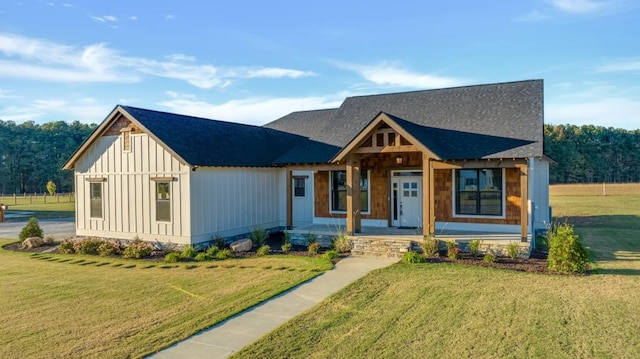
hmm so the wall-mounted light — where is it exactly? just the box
[396,156,403,165]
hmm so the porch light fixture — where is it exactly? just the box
[396,156,403,165]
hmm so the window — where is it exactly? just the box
[156,182,171,221]
[330,170,369,212]
[122,130,131,152]
[294,177,305,197]
[455,169,503,216]
[90,182,102,218]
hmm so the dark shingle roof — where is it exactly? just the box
[265,79,544,163]
[121,106,305,167]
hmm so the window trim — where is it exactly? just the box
[120,128,132,152]
[89,182,103,219]
[155,181,172,222]
[452,168,506,219]
[329,170,370,214]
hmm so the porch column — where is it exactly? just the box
[519,163,529,241]
[346,155,361,234]
[422,154,434,237]
[286,169,293,230]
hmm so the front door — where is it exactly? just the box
[292,172,313,225]
[392,174,422,228]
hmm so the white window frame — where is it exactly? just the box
[452,168,506,219]
[329,170,370,215]
[89,181,103,219]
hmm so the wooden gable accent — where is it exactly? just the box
[332,112,438,163]
[102,114,143,137]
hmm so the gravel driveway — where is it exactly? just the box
[0,218,75,241]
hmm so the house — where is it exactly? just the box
[63,79,551,253]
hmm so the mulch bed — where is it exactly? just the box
[4,239,581,275]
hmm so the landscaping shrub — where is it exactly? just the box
[506,242,520,259]
[44,236,55,245]
[332,231,351,253]
[483,252,497,264]
[181,245,197,259]
[164,252,181,263]
[282,231,292,253]
[216,248,233,260]
[547,222,589,273]
[58,239,75,254]
[307,242,320,255]
[469,239,482,257]
[419,235,439,257]
[194,252,211,262]
[257,244,271,256]
[74,237,102,255]
[213,235,226,249]
[19,217,43,241]
[250,227,268,247]
[206,246,219,257]
[402,251,425,264]
[123,239,153,259]
[321,250,339,261]
[98,240,122,256]
[445,241,460,260]
[307,232,317,246]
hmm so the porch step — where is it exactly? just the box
[351,238,413,258]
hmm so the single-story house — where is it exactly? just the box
[63,79,551,251]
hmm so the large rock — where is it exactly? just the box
[22,237,44,249]
[230,238,252,252]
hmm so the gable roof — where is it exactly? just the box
[63,105,306,169]
[265,79,544,163]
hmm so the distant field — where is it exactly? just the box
[550,182,640,196]
[1,195,75,221]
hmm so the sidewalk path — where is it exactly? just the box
[149,255,398,359]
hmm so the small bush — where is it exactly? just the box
[307,242,320,255]
[206,246,219,257]
[506,242,520,259]
[58,239,75,254]
[469,239,482,257]
[98,241,122,256]
[216,248,233,260]
[181,245,197,259]
[307,232,317,246]
[402,251,425,264]
[322,250,339,261]
[483,252,497,264]
[74,237,102,255]
[44,236,55,245]
[419,235,439,257]
[19,217,43,241]
[194,252,211,262]
[281,242,292,253]
[257,244,271,256]
[164,252,181,263]
[332,231,351,253]
[250,227,268,247]
[547,222,589,273]
[282,231,291,245]
[123,239,153,259]
[445,241,460,260]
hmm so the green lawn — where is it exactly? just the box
[233,192,640,358]
[0,244,333,359]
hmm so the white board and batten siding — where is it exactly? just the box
[74,133,191,243]
[529,157,551,231]
[189,167,287,244]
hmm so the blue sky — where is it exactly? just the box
[0,0,639,130]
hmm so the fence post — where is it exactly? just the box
[13,193,17,205]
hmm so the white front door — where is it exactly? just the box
[392,176,422,228]
[292,172,313,225]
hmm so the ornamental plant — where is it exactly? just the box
[19,217,43,241]
[402,250,425,264]
[419,235,439,257]
[547,222,589,273]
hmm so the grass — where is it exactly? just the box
[0,243,333,359]
[232,183,640,359]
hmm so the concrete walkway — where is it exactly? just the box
[0,218,75,240]
[149,255,398,359]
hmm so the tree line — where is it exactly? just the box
[0,120,96,194]
[0,120,638,193]
[545,124,640,184]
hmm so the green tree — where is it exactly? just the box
[46,180,57,196]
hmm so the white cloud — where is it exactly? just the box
[0,88,14,99]
[332,61,467,89]
[158,92,344,125]
[518,0,630,21]
[63,3,73,7]
[0,105,44,122]
[546,98,640,130]
[0,32,313,88]
[90,15,118,23]
[547,0,613,14]
[166,15,175,20]
[596,59,640,72]
[0,97,110,123]
[130,16,138,21]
